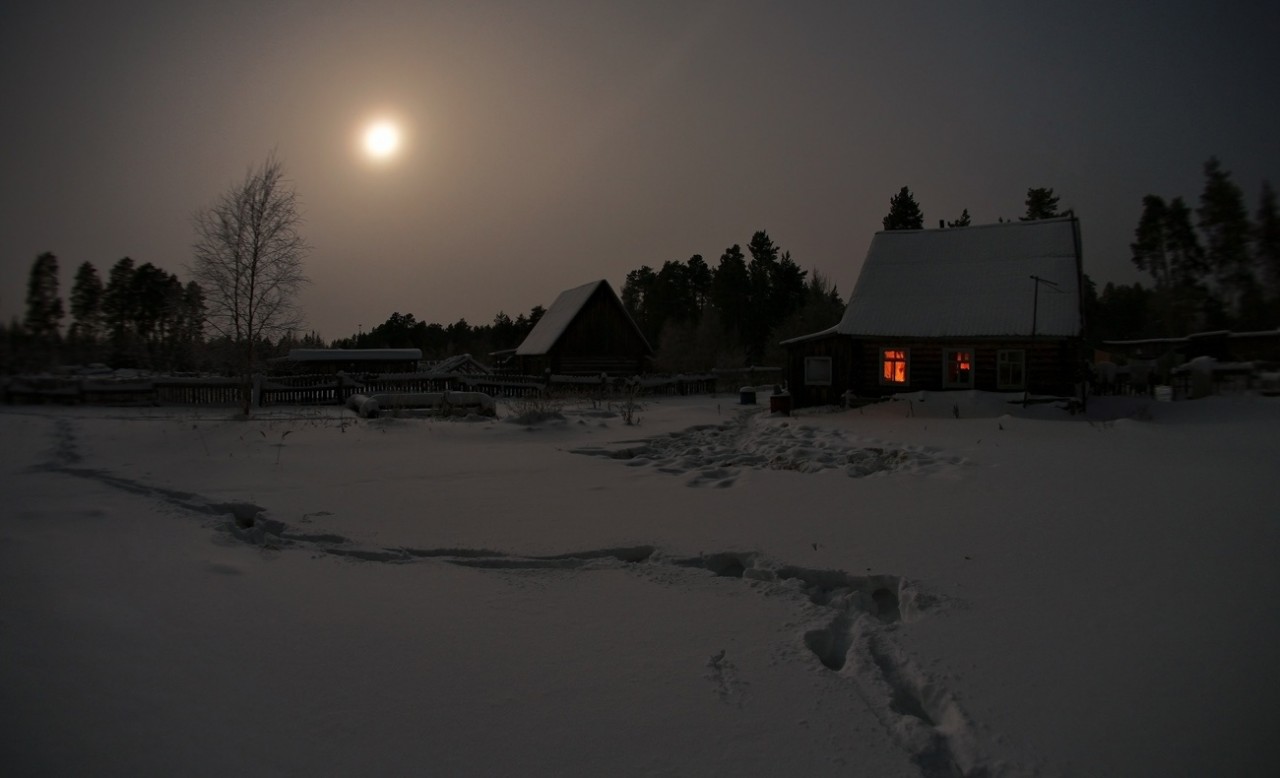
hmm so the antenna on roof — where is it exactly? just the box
[1029,275,1061,339]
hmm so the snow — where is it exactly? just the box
[2,391,1278,776]
[793,218,1081,342]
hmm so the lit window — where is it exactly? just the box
[880,348,909,384]
[998,349,1025,390]
[805,356,832,386]
[944,348,974,388]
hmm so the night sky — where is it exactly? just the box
[3,1,1278,340]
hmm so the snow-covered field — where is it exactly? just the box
[2,391,1277,777]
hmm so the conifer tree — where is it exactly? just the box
[1131,195,1170,289]
[1021,188,1061,220]
[24,252,64,343]
[882,186,924,230]
[710,244,749,347]
[69,261,103,344]
[1255,181,1280,301]
[1197,157,1254,315]
[101,257,138,364]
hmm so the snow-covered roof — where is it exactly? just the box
[791,218,1082,342]
[516,279,648,356]
[427,353,491,374]
[287,348,422,362]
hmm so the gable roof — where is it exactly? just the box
[791,217,1082,343]
[515,279,650,356]
[427,353,491,374]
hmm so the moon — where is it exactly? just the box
[362,120,401,160]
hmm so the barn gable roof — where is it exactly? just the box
[515,279,650,356]
[789,217,1082,343]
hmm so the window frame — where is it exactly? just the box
[943,347,975,389]
[804,356,833,386]
[997,349,1026,390]
[879,347,910,386]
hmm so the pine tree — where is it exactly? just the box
[947,209,971,227]
[882,186,924,230]
[67,262,105,363]
[1254,181,1280,302]
[1197,157,1254,318]
[1021,188,1061,220]
[746,231,780,357]
[772,251,808,324]
[621,265,658,342]
[685,254,712,313]
[176,281,206,370]
[710,244,749,351]
[1130,194,1211,334]
[24,252,64,342]
[101,257,138,365]
[1164,198,1208,287]
[1131,195,1170,289]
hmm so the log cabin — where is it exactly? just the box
[784,217,1085,407]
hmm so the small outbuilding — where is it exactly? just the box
[784,217,1085,407]
[515,279,653,375]
[271,348,422,375]
[425,353,492,375]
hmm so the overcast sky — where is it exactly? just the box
[3,1,1278,340]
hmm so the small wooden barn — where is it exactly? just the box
[784,217,1085,407]
[515,279,653,375]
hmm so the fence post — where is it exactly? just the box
[252,374,263,408]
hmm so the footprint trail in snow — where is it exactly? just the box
[570,409,966,487]
[39,413,1023,776]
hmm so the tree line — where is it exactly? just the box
[618,230,843,371]
[333,306,548,359]
[6,253,206,373]
[7,160,1276,376]
[3,154,314,409]
[1093,157,1280,340]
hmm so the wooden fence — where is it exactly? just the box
[3,370,719,408]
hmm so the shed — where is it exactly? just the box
[272,348,422,375]
[425,353,492,375]
[515,279,653,375]
[784,217,1085,407]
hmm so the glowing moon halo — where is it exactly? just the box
[362,120,401,160]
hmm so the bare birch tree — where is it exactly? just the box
[192,153,309,415]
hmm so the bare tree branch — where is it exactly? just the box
[190,153,310,415]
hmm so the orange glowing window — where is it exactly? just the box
[881,348,908,384]
[945,348,974,387]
